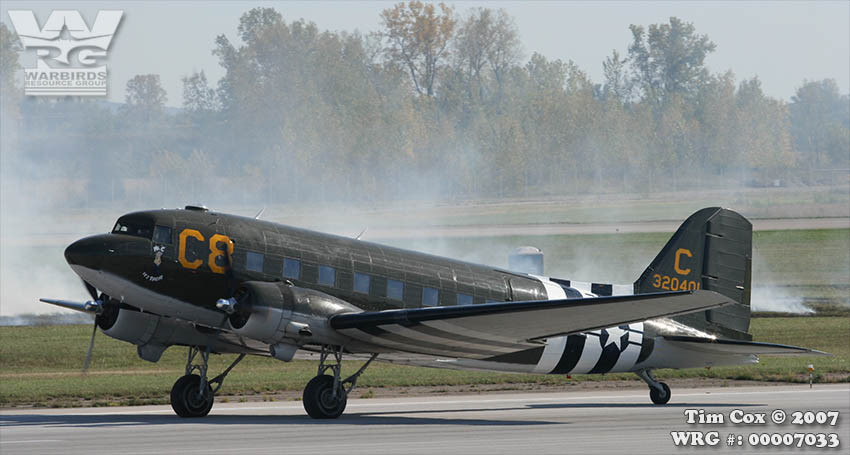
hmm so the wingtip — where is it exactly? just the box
[809,348,832,356]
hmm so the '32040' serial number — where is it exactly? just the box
[652,274,701,291]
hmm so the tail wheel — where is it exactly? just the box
[171,374,214,417]
[303,374,347,419]
[650,382,671,405]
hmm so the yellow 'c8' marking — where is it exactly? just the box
[674,248,693,275]
[208,234,234,274]
[178,229,204,270]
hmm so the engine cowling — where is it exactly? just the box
[227,282,359,347]
[96,303,228,362]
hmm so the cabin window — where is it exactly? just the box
[387,279,404,301]
[457,293,473,306]
[318,265,336,286]
[153,225,172,244]
[422,287,439,307]
[354,273,370,294]
[283,258,300,279]
[246,252,264,272]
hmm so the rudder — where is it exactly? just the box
[634,207,752,340]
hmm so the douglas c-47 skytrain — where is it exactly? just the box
[43,207,824,418]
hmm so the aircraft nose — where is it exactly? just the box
[64,235,108,269]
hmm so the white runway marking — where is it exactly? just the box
[0,440,62,444]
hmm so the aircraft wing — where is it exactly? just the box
[330,290,731,357]
[662,336,829,356]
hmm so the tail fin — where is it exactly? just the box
[635,207,752,340]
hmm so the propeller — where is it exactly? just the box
[39,279,106,373]
[82,320,98,373]
[80,280,106,374]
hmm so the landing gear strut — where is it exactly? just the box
[170,346,245,418]
[636,369,671,405]
[302,345,377,419]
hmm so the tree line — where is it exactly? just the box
[1,3,848,206]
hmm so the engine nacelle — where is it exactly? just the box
[227,282,359,347]
[96,304,226,362]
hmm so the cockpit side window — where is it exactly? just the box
[153,225,173,244]
[112,219,154,239]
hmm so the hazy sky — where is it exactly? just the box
[2,1,848,107]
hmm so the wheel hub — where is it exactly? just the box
[186,388,207,410]
[319,388,341,410]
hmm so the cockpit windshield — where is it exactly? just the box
[112,220,153,239]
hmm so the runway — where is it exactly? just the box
[2,384,848,454]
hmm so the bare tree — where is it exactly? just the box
[485,9,521,94]
[453,8,521,100]
[380,1,456,96]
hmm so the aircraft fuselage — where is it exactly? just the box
[62,207,751,377]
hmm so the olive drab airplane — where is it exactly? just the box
[42,206,824,419]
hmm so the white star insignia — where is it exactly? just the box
[601,327,629,351]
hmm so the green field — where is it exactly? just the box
[0,317,846,408]
[256,185,850,230]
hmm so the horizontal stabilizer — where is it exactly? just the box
[331,290,732,356]
[663,335,829,356]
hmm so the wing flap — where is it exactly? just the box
[331,290,732,356]
[663,335,829,356]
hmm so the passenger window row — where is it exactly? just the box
[244,251,475,307]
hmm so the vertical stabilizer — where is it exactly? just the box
[634,208,752,340]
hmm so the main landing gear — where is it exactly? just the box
[302,345,377,419]
[636,369,671,405]
[170,346,245,418]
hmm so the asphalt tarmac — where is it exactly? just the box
[2,384,848,455]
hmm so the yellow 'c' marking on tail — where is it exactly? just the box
[674,248,693,275]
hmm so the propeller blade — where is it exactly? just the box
[82,320,97,373]
[82,280,98,301]
[40,298,99,313]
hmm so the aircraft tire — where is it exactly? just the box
[649,382,671,405]
[303,375,347,419]
[170,374,214,417]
